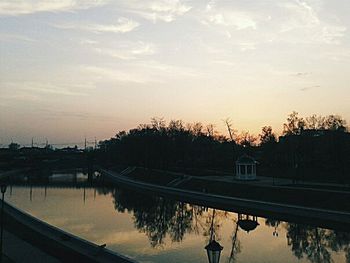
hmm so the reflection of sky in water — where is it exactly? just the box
[5,184,349,263]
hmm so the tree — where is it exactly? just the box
[151,117,166,131]
[283,111,305,135]
[260,126,277,145]
[206,124,215,138]
[191,122,204,136]
[237,131,257,147]
[8,142,20,151]
[324,115,347,131]
[305,114,326,130]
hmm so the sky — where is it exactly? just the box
[1,0,350,146]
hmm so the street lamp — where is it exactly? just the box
[0,183,7,261]
[205,239,223,263]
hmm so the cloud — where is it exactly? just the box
[199,1,346,46]
[93,42,155,60]
[321,25,347,45]
[80,39,99,45]
[81,65,153,84]
[204,12,257,30]
[0,33,36,42]
[200,1,257,30]
[280,0,320,32]
[2,82,89,98]
[300,85,320,91]
[41,109,114,122]
[277,0,346,45]
[79,60,199,85]
[55,17,139,33]
[124,0,192,23]
[239,42,256,51]
[0,0,109,16]
[290,72,311,77]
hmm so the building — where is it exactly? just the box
[235,155,257,180]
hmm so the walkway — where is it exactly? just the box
[189,174,350,194]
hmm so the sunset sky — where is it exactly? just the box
[1,0,350,146]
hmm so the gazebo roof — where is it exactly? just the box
[236,155,256,164]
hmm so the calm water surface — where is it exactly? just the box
[5,171,350,263]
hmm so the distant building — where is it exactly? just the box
[235,155,257,180]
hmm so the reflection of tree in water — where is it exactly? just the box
[112,188,193,247]
[111,188,245,260]
[112,188,234,249]
[326,231,350,263]
[200,209,227,243]
[111,188,350,262]
[284,223,350,263]
[228,218,241,263]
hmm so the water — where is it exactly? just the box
[5,171,350,263]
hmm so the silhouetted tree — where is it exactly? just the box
[8,142,20,151]
[305,114,326,130]
[260,126,277,145]
[237,131,257,148]
[283,111,305,135]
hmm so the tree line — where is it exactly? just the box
[97,112,350,183]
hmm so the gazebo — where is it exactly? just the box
[235,155,257,180]
[237,214,259,233]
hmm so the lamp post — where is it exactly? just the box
[205,209,223,263]
[0,184,7,261]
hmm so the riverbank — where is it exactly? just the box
[100,167,350,231]
[0,169,137,263]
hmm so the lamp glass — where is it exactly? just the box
[205,240,223,263]
[206,250,221,263]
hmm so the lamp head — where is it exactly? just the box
[205,240,223,263]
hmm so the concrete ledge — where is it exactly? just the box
[4,202,137,263]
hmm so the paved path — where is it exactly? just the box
[190,174,350,194]
[3,230,60,263]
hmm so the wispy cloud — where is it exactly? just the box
[3,82,88,97]
[300,85,320,91]
[124,0,192,23]
[93,42,155,60]
[277,0,346,45]
[0,33,36,42]
[200,1,257,30]
[81,65,153,84]
[55,17,139,34]
[290,72,311,77]
[199,0,346,46]
[280,0,320,32]
[239,42,256,51]
[79,60,199,85]
[0,0,109,16]
[203,11,257,30]
[41,109,114,122]
[80,39,99,45]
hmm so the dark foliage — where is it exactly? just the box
[97,113,350,183]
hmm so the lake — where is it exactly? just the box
[5,170,350,263]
